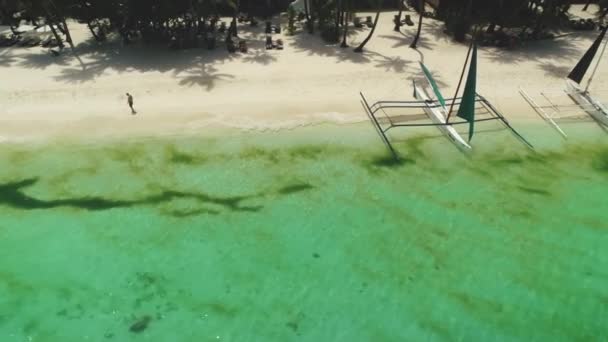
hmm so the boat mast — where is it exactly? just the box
[447,41,474,123]
[585,36,608,93]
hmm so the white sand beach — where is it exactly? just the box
[1,9,607,142]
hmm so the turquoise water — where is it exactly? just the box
[0,123,607,341]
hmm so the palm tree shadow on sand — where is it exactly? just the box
[176,63,235,90]
[290,32,372,64]
[15,33,268,85]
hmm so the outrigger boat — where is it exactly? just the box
[413,62,472,151]
[361,42,533,159]
[565,26,608,127]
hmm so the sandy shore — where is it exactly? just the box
[1,8,607,142]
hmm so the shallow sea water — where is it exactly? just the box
[0,122,607,341]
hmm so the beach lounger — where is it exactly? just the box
[50,47,62,56]
[354,17,363,28]
[266,21,281,34]
[0,34,19,47]
[40,36,52,47]
[206,34,216,49]
[404,15,414,26]
[239,40,248,53]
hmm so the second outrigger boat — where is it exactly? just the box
[519,26,608,139]
[566,25,608,127]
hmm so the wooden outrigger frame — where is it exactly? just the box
[519,86,608,139]
[519,87,569,139]
[360,90,534,160]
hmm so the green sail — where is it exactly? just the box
[457,43,477,141]
[420,62,446,109]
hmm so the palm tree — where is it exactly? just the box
[229,0,239,37]
[410,0,423,48]
[354,0,381,53]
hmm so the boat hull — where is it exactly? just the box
[565,79,608,127]
[414,84,472,151]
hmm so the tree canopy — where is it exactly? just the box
[2,0,606,50]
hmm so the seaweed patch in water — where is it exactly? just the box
[490,156,525,166]
[0,178,263,213]
[592,148,608,173]
[129,315,152,333]
[277,183,314,195]
[203,302,238,317]
[286,146,325,160]
[164,144,207,165]
[517,186,552,197]
[162,208,220,217]
[360,154,414,175]
[239,147,280,163]
[371,155,414,168]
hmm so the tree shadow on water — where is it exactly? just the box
[0,177,262,214]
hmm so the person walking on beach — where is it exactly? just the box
[126,93,136,114]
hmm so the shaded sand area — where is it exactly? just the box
[0,123,607,341]
[2,10,608,141]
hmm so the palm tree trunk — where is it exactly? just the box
[410,0,424,48]
[1,8,19,34]
[265,0,271,18]
[78,0,101,41]
[341,0,349,47]
[304,0,313,33]
[354,9,380,52]
[394,0,403,31]
[86,21,101,40]
[61,19,75,49]
[232,0,240,37]
[583,0,592,11]
[48,23,65,49]
[336,0,342,32]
